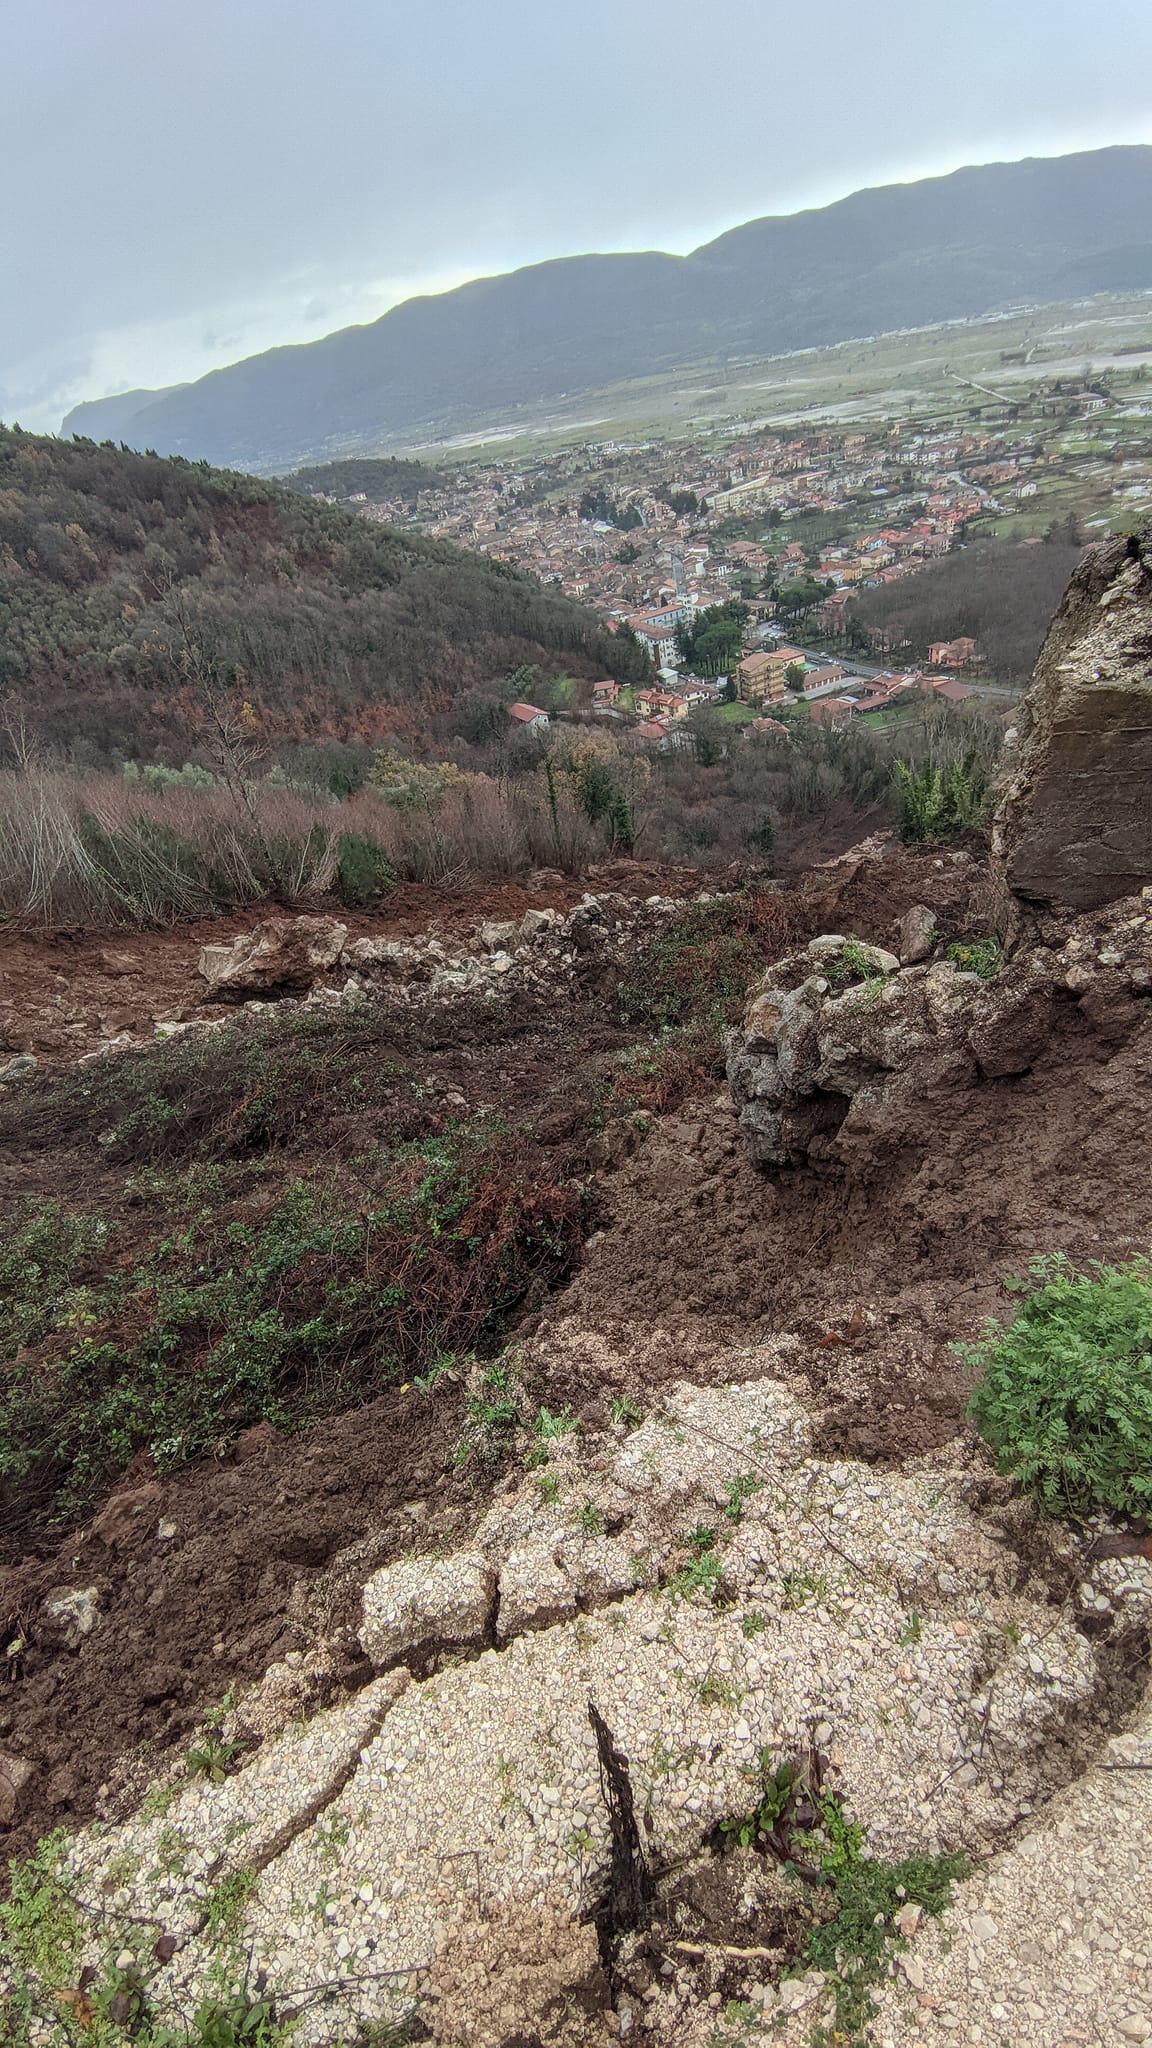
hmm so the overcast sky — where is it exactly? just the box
[4,0,1152,432]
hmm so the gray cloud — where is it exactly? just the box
[4,0,1151,430]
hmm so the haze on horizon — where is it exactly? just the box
[4,0,1152,436]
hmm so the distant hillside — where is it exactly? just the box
[62,147,1152,472]
[279,456,441,501]
[0,428,648,763]
[60,383,189,440]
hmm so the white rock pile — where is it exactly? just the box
[11,1367,1147,2045]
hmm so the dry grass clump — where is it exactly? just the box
[426,1892,612,2048]
[0,768,607,927]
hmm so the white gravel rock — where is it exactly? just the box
[360,1551,495,1666]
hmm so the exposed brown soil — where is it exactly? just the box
[525,963,1152,1464]
[4,840,1152,1887]
[0,1381,482,1873]
[0,863,710,1067]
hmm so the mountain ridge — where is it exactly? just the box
[61,146,1152,472]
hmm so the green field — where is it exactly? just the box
[389,294,1152,469]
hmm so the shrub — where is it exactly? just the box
[894,752,987,843]
[745,812,775,856]
[965,1254,1152,1520]
[332,831,395,904]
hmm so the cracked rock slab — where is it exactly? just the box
[360,1550,496,1668]
[60,1672,407,1938]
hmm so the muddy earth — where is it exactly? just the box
[1,810,1151,2045]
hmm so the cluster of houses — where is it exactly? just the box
[335,416,1013,643]
[307,370,1144,679]
[506,629,979,750]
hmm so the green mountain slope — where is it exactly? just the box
[0,428,648,763]
[61,147,1152,472]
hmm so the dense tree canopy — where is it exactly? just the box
[0,429,650,764]
[850,537,1084,680]
[675,600,749,675]
[278,456,440,501]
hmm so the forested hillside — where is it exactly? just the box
[278,456,441,502]
[851,534,1085,680]
[0,429,648,763]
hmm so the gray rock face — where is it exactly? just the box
[40,1586,102,1650]
[727,905,1152,1169]
[897,903,938,964]
[199,916,348,999]
[996,531,1152,911]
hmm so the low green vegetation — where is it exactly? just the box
[524,1403,580,1466]
[723,1474,759,1525]
[184,1730,245,1786]
[803,1803,967,2044]
[945,935,1001,979]
[0,1833,290,2046]
[965,1252,1152,1520]
[0,1010,586,1535]
[667,1526,724,1603]
[713,1750,967,2047]
[616,891,796,1036]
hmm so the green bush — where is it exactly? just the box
[895,752,987,843]
[965,1254,1152,1520]
[946,935,1000,980]
[333,831,396,904]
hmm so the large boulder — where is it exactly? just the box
[728,904,1152,1169]
[198,916,348,1000]
[996,531,1152,911]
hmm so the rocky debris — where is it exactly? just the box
[226,1642,360,1745]
[0,1752,33,1825]
[191,893,693,1025]
[359,1551,496,1668]
[23,1373,1139,2045]
[996,529,1152,912]
[39,1586,101,1651]
[0,1052,37,1081]
[198,915,348,1000]
[897,902,938,964]
[727,897,1152,1168]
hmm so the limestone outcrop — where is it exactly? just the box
[195,893,690,1016]
[995,529,1152,911]
[727,901,1152,1169]
[9,1371,1144,2046]
[199,915,348,999]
